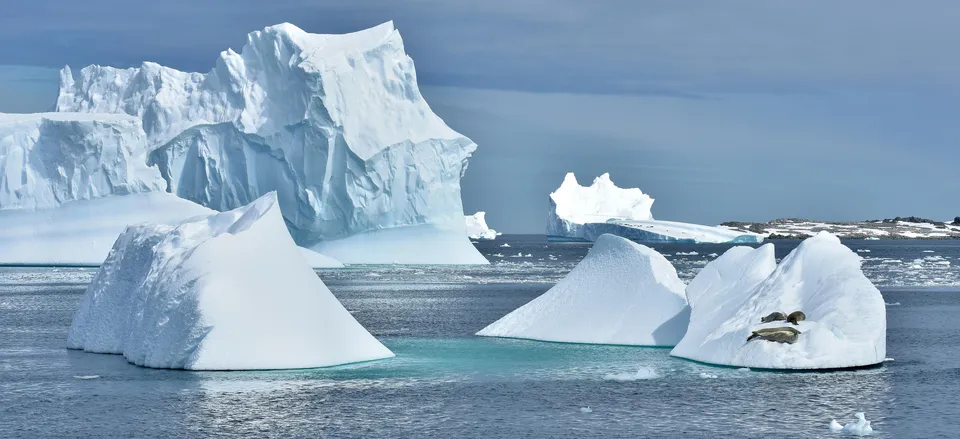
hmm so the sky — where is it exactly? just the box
[1,1,958,233]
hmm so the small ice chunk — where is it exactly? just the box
[829,413,873,435]
[72,375,101,380]
[699,372,718,379]
[708,253,719,258]
[580,407,593,413]
[603,367,660,381]
[885,302,901,306]
[501,243,511,248]
[856,249,871,253]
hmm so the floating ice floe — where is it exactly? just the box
[66,192,393,370]
[477,234,689,346]
[603,367,660,381]
[829,413,874,435]
[671,232,886,369]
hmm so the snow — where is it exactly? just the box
[465,211,500,240]
[55,22,483,265]
[671,232,886,369]
[67,192,392,370]
[547,173,762,244]
[476,234,689,346]
[830,413,874,435]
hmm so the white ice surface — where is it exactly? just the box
[66,192,392,370]
[671,232,886,369]
[0,192,341,268]
[477,233,689,346]
[57,22,484,264]
[830,413,874,435]
[0,112,163,210]
[311,224,488,265]
[546,173,762,244]
[465,211,499,240]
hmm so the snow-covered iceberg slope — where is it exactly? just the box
[67,192,391,370]
[465,211,499,240]
[57,22,485,265]
[671,232,886,369]
[477,234,689,346]
[547,173,762,244]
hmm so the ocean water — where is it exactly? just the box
[1,237,960,438]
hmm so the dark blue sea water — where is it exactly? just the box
[1,237,959,438]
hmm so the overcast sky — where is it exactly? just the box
[2,1,958,232]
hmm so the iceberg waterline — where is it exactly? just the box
[547,172,763,244]
[67,192,392,370]
[465,211,499,240]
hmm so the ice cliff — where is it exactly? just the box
[671,232,886,369]
[67,192,392,370]
[465,211,499,240]
[547,172,762,244]
[477,234,690,346]
[56,22,485,264]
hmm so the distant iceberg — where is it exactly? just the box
[465,211,500,240]
[671,232,886,369]
[56,22,486,265]
[547,172,763,244]
[477,234,689,346]
[67,192,392,370]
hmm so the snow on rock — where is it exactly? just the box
[476,234,689,346]
[671,232,886,369]
[547,173,762,244]
[66,192,390,370]
[57,22,485,265]
[830,413,874,435]
[465,211,499,240]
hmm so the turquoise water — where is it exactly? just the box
[2,238,960,437]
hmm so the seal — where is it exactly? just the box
[786,311,806,325]
[746,326,801,344]
[760,312,787,323]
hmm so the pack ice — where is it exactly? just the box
[671,232,886,369]
[547,173,762,244]
[465,211,499,240]
[57,22,485,265]
[476,234,690,346]
[67,192,392,370]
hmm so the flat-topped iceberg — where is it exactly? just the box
[547,172,762,244]
[477,234,689,346]
[67,192,391,370]
[671,232,886,369]
[465,211,499,240]
[57,22,486,265]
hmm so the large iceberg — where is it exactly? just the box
[671,232,886,369]
[0,113,341,268]
[67,192,392,370]
[465,211,499,240]
[477,234,689,346]
[547,172,762,244]
[56,22,486,265]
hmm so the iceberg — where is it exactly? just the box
[477,234,689,346]
[465,211,500,240]
[66,192,392,370]
[830,413,874,435]
[0,113,342,268]
[56,22,486,265]
[547,173,762,244]
[671,232,886,369]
